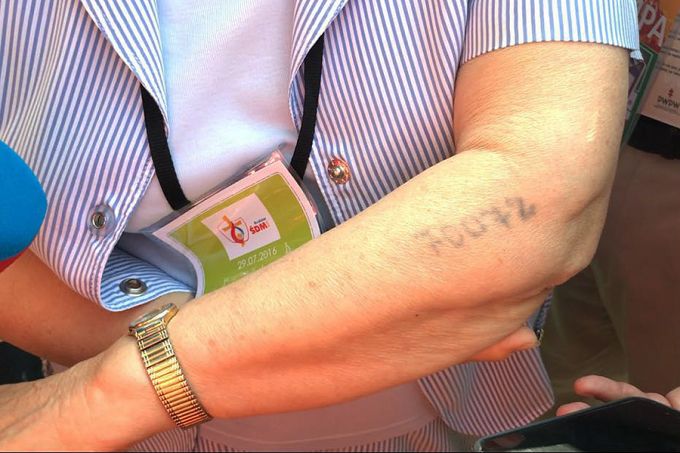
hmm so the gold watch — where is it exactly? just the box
[128,303,212,429]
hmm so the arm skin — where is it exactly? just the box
[0,250,192,366]
[0,250,530,365]
[0,41,628,450]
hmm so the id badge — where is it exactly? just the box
[151,152,320,296]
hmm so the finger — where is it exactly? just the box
[468,326,538,362]
[556,402,590,416]
[575,376,671,407]
[489,433,525,449]
[573,375,647,402]
[665,387,680,410]
[640,392,671,407]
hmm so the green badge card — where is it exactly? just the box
[153,159,320,296]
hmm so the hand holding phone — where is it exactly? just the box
[558,375,680,416]
[476,397,680,452]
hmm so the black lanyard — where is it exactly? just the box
[141,35,324,211]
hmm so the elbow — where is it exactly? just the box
[548,229,600,288]
[542,180,613,288]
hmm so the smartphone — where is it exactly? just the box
[475,397,680,452]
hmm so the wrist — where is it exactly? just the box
[89,336,176,449]
[165,297,242,419]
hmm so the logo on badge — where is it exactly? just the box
[202,194,281,260]
[219,215,249,246]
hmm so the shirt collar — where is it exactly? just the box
[289,0,349,85]
[80,0,349,121]
[80,0,169,119]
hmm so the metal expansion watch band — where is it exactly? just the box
[128,303,212,429]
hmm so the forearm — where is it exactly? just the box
[84,133,616,448]
[166,147,610,416]
[0,250,191,366]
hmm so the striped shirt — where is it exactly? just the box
[1,0,639,450]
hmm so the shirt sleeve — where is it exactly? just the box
[100,248,191,312]
[462,0,641,63]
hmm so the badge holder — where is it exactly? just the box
[146,149,321,297]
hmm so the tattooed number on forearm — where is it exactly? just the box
[506,197,537,220]
[422,197,537,254]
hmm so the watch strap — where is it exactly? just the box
[131,305,211,429]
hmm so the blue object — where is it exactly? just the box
[0,140,46,261]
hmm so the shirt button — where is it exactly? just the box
[327,158,351,184]
[120,278,147,296]
[88,204,115,236]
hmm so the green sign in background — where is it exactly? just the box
[169,174,315,294]
[623,44,658,143]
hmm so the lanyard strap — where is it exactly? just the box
[141,86,190,210]
[141,35,325,211]
[289,35,324,181]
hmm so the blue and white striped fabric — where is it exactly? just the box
[128,418,479,452]
[1,0,639,448]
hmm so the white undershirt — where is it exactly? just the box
[126,0,298,232]
[121,1,438,450]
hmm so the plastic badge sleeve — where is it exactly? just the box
[149,150,321,296]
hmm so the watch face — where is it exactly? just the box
[135,308,163,325]
[129,304,177,331]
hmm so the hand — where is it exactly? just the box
[557,375,680,416]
